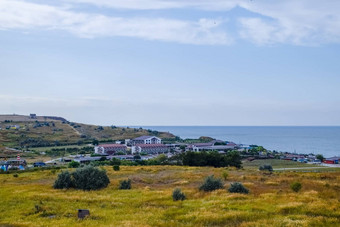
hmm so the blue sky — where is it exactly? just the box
[0,0,340,126]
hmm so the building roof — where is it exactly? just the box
[133,135,158,140]
[136,144,167,148]
[98,144,126,148]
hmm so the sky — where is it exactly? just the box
[0,0,340,126]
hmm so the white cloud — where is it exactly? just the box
[1,0,340,45]
[0,0,231,45]
[64,0,239,11]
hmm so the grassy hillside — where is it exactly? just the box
[0,116,175,150]
[0,166,339,226]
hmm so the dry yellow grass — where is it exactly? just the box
[0,166,340,226]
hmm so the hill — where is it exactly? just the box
[0,114,176,149]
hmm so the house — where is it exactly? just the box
[186,141,236,152]
[131,144,169,154]
[324,157,340,164]
[74,156,103,164]
[94,144,127,155]
[30,114,37,119]
[131,136,162,145]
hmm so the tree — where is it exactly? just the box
[92,139,99,146]
[68,161,80,168]
[316,154,324,162]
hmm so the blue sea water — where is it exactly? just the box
[137,126,340,158]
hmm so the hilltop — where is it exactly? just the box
[0,114,176,150]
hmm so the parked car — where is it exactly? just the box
[33,162,46,167]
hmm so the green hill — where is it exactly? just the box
[0,115,176,150]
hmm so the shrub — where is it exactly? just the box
[68,161,80,168]
[119,179,131,190]
[228,182,249,194]
[290,182,302,192]
[72,166,110,191]
[54,171,73,189]
[199,175,223,192]
[259,165,273,172]
[172,188,186,201]
[54,167,110,190]
[113,165,120,171]
[13,173,18,178]
[222,170,229,180]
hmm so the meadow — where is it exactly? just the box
[1,162,340,227]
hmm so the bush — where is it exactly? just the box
[119,179,131,190]
[290,182,302,192]
[228,182,249,194]
[54,171,73,189]
[199,175,223,192]
[68,161,80,168]
[222,170,229,180]
[53,166,110,190]
[13,173,18,178]
[259,165,273,172]
[113,165,120,171]
[172,188,186,201]
[72,166,110,191]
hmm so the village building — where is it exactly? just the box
[186,141,237,152]
[131,136,162,145]
[131,144,169,154]
[94,144,127,155]
[324,157,340,164]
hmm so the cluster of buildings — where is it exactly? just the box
[94,136,242,157]
[94,135,170,156]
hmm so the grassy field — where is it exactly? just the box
[1,165,340,226]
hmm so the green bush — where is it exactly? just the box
[228,182,249,194]
[53,171,73,189]
[68,161,80,168]
[54,166,110,190]
[199,175,223,192]
[259,165,273,172]
[222,170,229,180]
[119,179,131,190]
[72,166,110,191]
[113,165,120,171]
[290,182,302,192]
[172,188,186,201]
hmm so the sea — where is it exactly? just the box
[134,126,340,158]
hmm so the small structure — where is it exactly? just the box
[131,144,169,154]
[131,136,162,145]
[78,209,90,219]
[324,157,339,164]
[94,144,127,155]
[30,114,37,119]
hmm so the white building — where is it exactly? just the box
[131,136,162,145]
[94,144,127,155]
[131,144,169,154]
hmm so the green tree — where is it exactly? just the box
[68,161,80,168]
[316,154,324,162]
